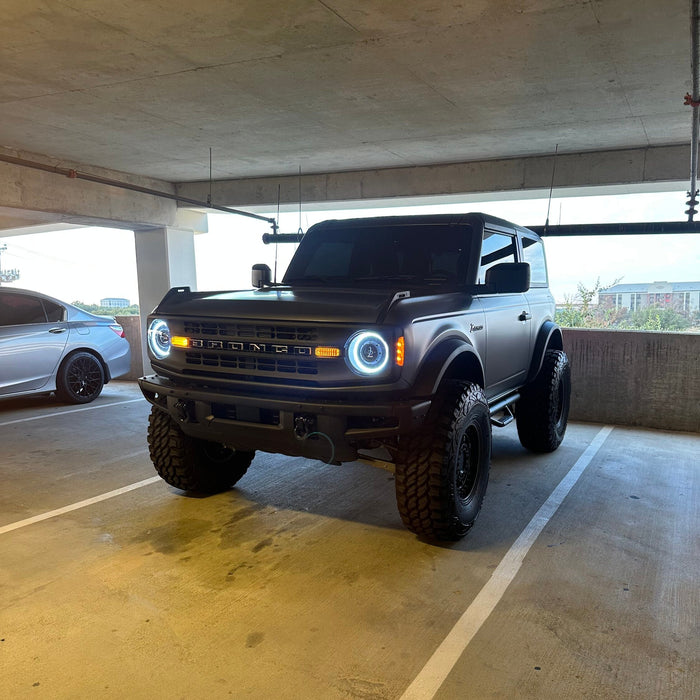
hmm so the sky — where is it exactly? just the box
[1,189,698,305]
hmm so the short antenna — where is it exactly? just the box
[298,165,304,235]
[274,184,281,283]
[207,147,212,206]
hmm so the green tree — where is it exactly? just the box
[556,278,623,329]
[620,306,692,332]
[72,301,140,316]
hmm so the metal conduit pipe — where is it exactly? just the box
[688,0,700,221]
[0,152,278,232]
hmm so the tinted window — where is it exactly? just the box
[478,231,517,284]
[0,292,48,326]
[43,299,66,322]
[285,224,472,288]
[521,236,548,286]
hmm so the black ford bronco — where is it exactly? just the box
[139,213,570,540]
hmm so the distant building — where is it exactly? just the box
[100,297,130,308]
[599,282,700,313]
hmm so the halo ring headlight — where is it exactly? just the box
[345,331,389,376]
[147,319,171,360]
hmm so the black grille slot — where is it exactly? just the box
[185,352,319,375]
[183,321,318,341]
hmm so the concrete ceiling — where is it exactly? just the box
[1,0,693,187]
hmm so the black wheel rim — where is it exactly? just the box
[67,357,102,398]
[202,442,234,464]
[456,424,480,502]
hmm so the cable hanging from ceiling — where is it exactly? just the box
[685,0,700,221]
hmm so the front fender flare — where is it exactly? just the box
[412,338,485,397]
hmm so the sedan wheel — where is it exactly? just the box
[56,352,105,404]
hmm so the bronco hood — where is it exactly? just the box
[154,286,399,324]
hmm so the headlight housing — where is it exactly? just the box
[147,319,171,359]
[345,331,390,376]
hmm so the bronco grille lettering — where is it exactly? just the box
[190,338,312,355]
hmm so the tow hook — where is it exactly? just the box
[174,399,194,423]
[294,414,316,439]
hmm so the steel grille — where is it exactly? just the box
[185,351,319,375]
[183,321,318,342]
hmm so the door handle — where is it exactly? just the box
[49,327,67,334]
[518,311,532,321]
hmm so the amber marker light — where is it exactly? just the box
[170,336,190,349]
[315,346,341,358]
[395,336,405,366]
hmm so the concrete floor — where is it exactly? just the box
[0,382,697,700]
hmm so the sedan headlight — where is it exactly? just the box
[147,319,171,359]
[345,331,389,376]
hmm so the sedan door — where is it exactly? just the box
[0,291,69,395]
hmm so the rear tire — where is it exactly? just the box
[395,381,491,541]
[147,407,254,492]
[56,352,104,404]
[516,349,571,452]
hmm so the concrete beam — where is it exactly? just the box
[176,145,691,209]
[0,147,178,231]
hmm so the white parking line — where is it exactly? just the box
[400,425,614,700]
[0,398,144,427]
[0,474,161,535]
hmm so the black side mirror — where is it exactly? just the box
[485,262,530,293]
[252,263,272,288]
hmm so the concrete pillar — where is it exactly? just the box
[134,227,197,374]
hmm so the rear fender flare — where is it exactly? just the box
[527,321,563,382]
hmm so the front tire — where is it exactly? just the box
[56,352,105,404]
[516,349,571,452]
[147,407,255,492]
[395,381,491,541]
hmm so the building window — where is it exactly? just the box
[630,293,642,311]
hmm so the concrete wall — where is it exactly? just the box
[563,329,700,433]
[114,319,699,433]
[115,316,144,380]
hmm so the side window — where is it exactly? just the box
[43,299,65,322]
[478,231,517,284]
[0,292,48,326]
[521,236,548,286]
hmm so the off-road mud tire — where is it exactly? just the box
[516,349,571,453]
[147,406,254,492]
[395,380,491,541]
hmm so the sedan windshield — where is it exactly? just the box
[283,223,473,288]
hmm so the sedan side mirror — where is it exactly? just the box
[252,263,272,288]
[485,262,530,293]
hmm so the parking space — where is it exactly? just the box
[1,382,697,699]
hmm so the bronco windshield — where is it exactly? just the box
[283,223,474,289]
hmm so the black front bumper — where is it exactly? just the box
[139,375,431,463]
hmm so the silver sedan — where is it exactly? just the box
[0,287,131,403]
